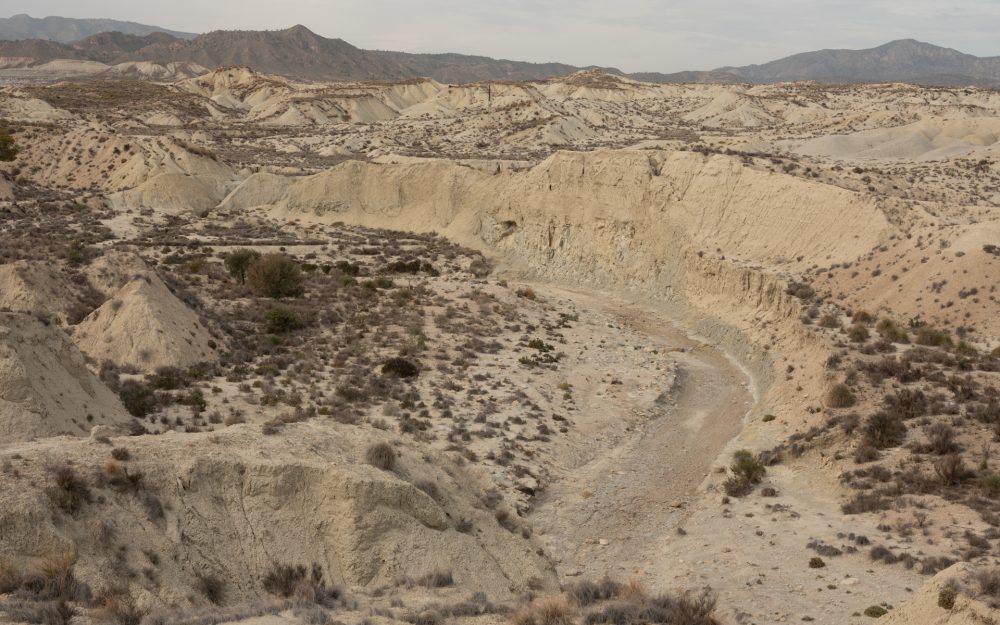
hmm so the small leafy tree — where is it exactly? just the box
[246,253,304,299]
[224,249,261,284]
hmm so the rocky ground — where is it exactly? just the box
[1,66,999,625]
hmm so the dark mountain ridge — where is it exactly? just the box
[0,22,998,87]
[0,14,194,43]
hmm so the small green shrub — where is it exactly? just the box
[566,578,622,606]
[382,357,419,378]
[334,260,360,275]
[956,341,977,356]
[863,412,907,449]
[876,319,909,343]
[848,324,870,342]
[863,605,887,618]
[118,380,156,418]
[0,122,18,162]
[362,277,394,290]
[938,586,957,610]
[818,315,840,329]
[723,450,766,497]
[915,327,952,347]
[981,474,1000,498]
[265,307,304,334]
[147,366,186,390]
[247,253,304,299]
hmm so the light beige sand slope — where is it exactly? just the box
[0,312,132,442]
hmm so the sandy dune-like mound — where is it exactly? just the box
[178,67,424,125]
[684,91,778,127]
[84,249,157,294]
[256,149,886,271]
[109,172,234,213]
[819,219,1000,336]
[217,171,292,209]
[794,117,1000,161]
[177,65,293,107]
[0,312,131,443]
[0,425,554,603]
[74,276,218,372]
[18,128,234,194]
[0,260,100,325]
[143,111,185,126]
[882,564,997,624]
[100,61,209,81]
[0,90,73,122]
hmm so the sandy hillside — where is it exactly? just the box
[73,275,221,372]
[0,312,133,442]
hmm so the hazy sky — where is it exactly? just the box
[9,0,1000,72]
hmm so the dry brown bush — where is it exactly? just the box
[510,595,575,625]
[365,442,396,471]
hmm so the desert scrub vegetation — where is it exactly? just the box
[246,253,305,299]
[789,314,1000,567]
[194,573,226,605]
[265,306,305,334]
[512,579,718,625]
[723,450,766,497]
[224,248,261,284]
[47,464,92,515]
[365,442,397,471]
[914,326,953,348]
[847,324,870,343]
[0,554,92,625]
[876,318,909,343]
[0,194,116,264]
[66,219,574,503]
[826,383,857,408]
[973,568,1000,608]
[261,562,348,610]
[26,81,211,120]
[0,119,19,162]
[382,357,420,378]
[511,595,575,625]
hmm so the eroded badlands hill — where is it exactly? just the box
[0,69,999,625]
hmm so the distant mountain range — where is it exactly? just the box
[1,16,999,87]
[0,24,590,82]
[712,39,1000,86]
[0,14,194,43]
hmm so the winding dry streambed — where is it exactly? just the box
[528,286,754,587]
